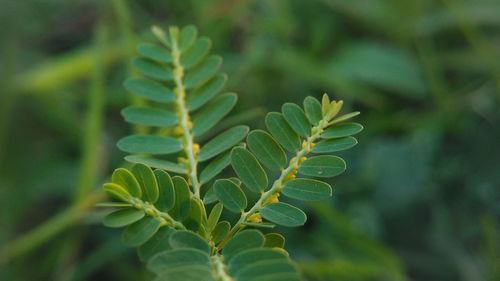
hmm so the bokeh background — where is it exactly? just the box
[1,0,499,280]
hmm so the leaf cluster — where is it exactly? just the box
[99,24,363,281]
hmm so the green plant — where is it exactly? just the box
[99,24,363,281]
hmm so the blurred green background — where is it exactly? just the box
[1,0,499,280]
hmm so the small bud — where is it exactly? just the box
[192,143,200,154]
[145,209,155,216]
[187,121,193,130]
[299,157,307,164]
[264,193,280,205]
[173,126,183,136]
[301,140,307,149]
[248,213,262,223]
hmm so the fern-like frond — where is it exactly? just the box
[99,23,363,281]
[120,25,236,199]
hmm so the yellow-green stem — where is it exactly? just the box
[169,28,201,199]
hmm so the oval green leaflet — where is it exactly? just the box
[138,226,175,262]
[198,125,249,162]
[312,136,358,153]
[103,208,145,228]
[264,233,286,248]
[103,183,130,202]
[181,37,211,69]
[132,57,173,80]
[322,122,364,138]
[125,155,188,175]
[123,78,175,103]
[298,155,346,178]
[111,168,142,198]
[137,43,172,63]
[282,103,311,137]
[169,230,210,254]
[170,176,191,221]
[122,216,162,247]
[147,248,211,274]
[222,230,265,262]
[303,96,322,125]
[186,73,226,111]
[131,163,159,203]
[154,169,175,212]
[121,106,178,127]
[192,93,237,136]
[265,112,301,152]
[184,55,222,88]
[117,135,183,155]
[228,248,288,276]
[230,147,268,193]
[213,179,247,213]
[281,178,332,201]
[260,202,307,227]
[247,130,286,171]
[211,221,230,243]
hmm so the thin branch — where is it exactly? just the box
[169,27,201,199]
